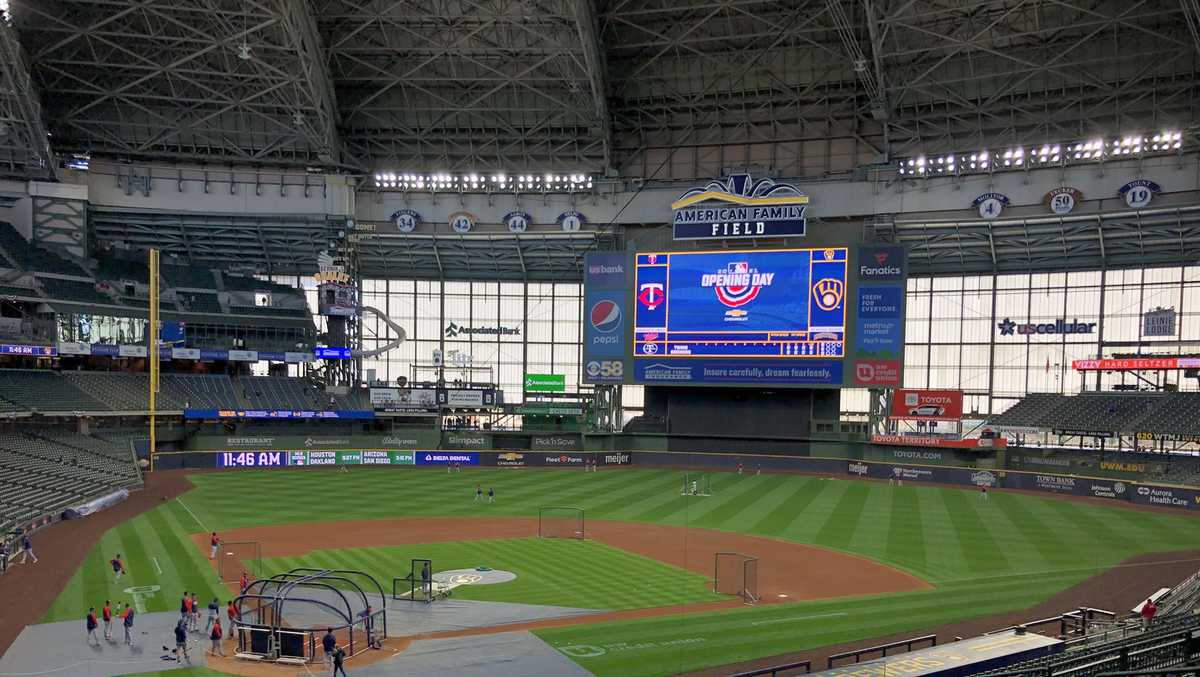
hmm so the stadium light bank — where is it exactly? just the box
[371,172,594,193]
[897,130,1187,177]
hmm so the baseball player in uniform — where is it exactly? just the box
[86,608,99,645]
[122,603,135,645]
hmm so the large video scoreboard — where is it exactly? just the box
[583,244,907,388]
[633,248,847,359]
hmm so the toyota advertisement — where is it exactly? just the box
[890,389,964,421]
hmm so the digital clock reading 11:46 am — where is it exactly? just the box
[218,452,286,467]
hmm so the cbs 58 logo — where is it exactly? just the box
[586,360,623,379]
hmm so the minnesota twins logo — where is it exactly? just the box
[638,283,664,310]
[701,262,775,308]
[812,278,845,311]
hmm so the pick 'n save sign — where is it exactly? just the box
[524,373,565,392]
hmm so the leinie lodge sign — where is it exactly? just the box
[672,174,809,240]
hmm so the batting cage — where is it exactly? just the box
[538,506,585,539]
[681,473,712,497]
[392,558,445,603]
[218,540,262,583]
[233,567,387,663]
[714,551,759,604]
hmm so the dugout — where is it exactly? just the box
[233,568,387,664]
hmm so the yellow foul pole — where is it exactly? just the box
[149,249,160,472]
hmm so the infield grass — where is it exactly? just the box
[50,467,1200,677]
[260,538,726,610]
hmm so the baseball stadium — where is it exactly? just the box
[4,2,1200,677]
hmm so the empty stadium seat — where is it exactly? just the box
[0,370,104,412]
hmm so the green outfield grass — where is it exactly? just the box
[43,500,228,623]
[260,538,726,610]
[52,467,1200,677]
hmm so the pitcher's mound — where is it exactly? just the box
[433,568,516,586]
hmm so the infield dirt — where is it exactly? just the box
[190,516,931,603]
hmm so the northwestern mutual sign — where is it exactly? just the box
[671,174,809,241]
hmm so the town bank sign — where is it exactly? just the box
[672,174,809,241]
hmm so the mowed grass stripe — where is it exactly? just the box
[537,570,1089,677]
[779,479,850,541]
[884,484,926,573]
[747,477,824,534]
[846,483,894,561]
[690,475,789,529]
[812,481,870,550]
[938,489,1009,573]
[589,476,687,520]
[146,505,220,601]
[716,475,806,531]
[991,493,1084,569]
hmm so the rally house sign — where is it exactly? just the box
[671,174,809,240]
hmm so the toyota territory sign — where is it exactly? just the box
[890,389,964,421]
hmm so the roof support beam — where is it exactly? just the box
[277,0,351,170]
[571,0,615,173]
[0,15,55,179]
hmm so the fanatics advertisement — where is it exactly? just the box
[852,244,906,386]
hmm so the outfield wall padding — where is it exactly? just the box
[150,446,1200,511]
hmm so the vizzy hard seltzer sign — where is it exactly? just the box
[524,373,565,392]
[671,174,809,240]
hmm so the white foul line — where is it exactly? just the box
[175,497,208,532]
[750,612,847,627]
[152,557,162,575]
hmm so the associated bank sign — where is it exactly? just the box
[671,174,809,240]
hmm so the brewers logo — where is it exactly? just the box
[702,261,774,308]
[812,278,844,311]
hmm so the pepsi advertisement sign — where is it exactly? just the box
[585,291,625,357]
[583,251,631,383]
